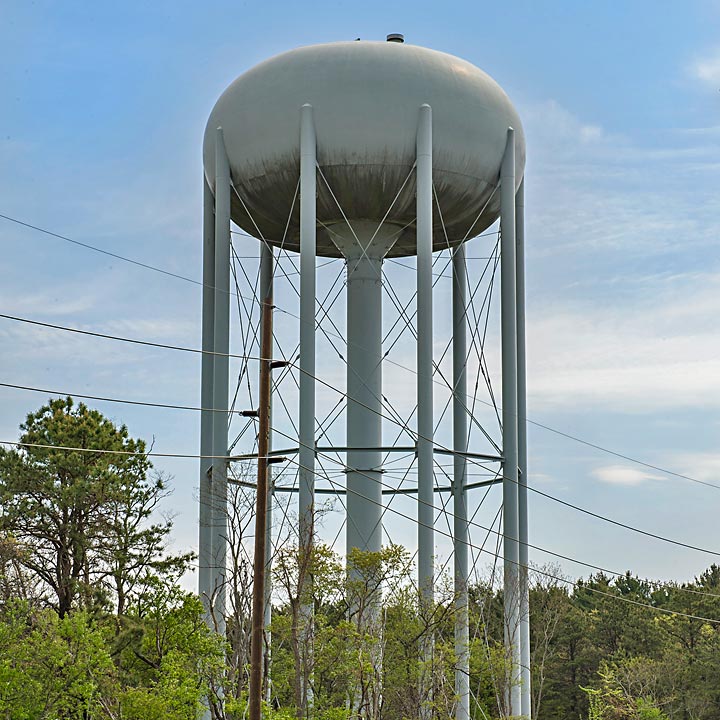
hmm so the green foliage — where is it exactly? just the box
[111,577,226,718]
[2,400,720,720]
[583,663,670,720]
[0,397,193,618]
[0,400,218,719]
[0,584,226,719]
[0,602,114,719]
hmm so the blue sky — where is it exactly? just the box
[1,1,719,590]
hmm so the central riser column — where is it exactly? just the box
[346,253,383,557]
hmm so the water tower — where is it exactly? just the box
[198,37,529,719]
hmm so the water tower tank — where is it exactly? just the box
[199,37,531,720]
[203,40,525,257]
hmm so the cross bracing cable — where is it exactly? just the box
[1,211,638,482]
[7,204,693,493]
[312,162,501,452]
[319,177,506,451]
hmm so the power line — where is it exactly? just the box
[279,454,720,626]
[1,310,718,557]
[0,211,289,301]
[3,227,719,557]
[299,372,720,555]
[236,431,720,607]
[524,417,720,492]
[3,386,718,571]
[0,212,210,289]
[267,423,720,564]
[229,443,720,605]
[0,313,262,361]
[522,481,720,556]
[0,381,252,416]
[5,304,716,499]
[0,439,229,460]
[317,452,720,605]
[2,421,719,602]
[4,213,715,495]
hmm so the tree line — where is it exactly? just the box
[1,398,718,719]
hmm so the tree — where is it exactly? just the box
[112,577,227,720]
[528,565,573,720]
[95,468,193,617]
[344,544,412,719]
[0,397,191,617]
[0,601,115,718]
[583,662,670,720]
[224,479,257,709]
[272,540,343,717]
[0,532,40,605]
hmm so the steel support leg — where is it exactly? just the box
[260,242,275,703]
[199,176,216,621]
[346,244,383,559]
[211,127,231,638]
[416,103,434,720]
[516,178,531,719]
[452,243,470,720]
[501,127,521,716]
[298,103,317,714]
[299,104,317,549]
[452,244,470,720]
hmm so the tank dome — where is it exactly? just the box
[203,40,525,257]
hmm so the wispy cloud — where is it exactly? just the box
[690,48,720,87]
[592,465,665,486]
[505,97,720,415]
[521,98,720,259]
[526,273,720,412]
[0,290,97,318]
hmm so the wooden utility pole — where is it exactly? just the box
[249,279,273,720]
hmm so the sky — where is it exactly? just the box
[1,1,719,592]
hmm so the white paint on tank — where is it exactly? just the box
[203,40,525,257]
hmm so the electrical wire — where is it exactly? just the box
[4,213,715,495]
[2,351,719,558]
[6,414,712,607]
[0,212,222,291]
[0,381,252,416]
[278,454,720,626]
[2,391,719,603]
[0,313,260,361]
[266,423,720,593]
[5,429,719,606]
[5,212,720,590]
[0,439,230,460]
